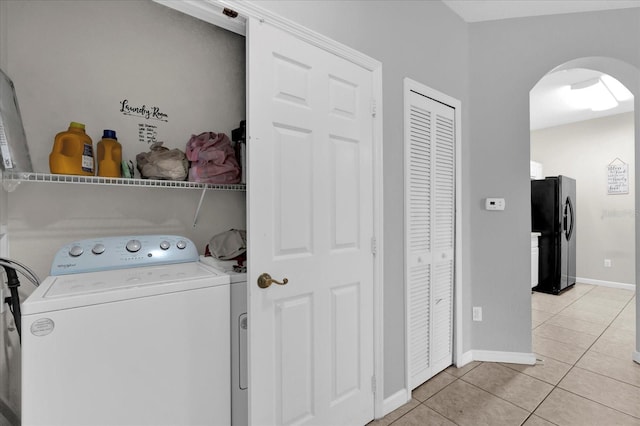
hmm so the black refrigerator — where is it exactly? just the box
[531,176,576,294]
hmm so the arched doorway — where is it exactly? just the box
[529,57,639,365]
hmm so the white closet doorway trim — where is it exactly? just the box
[403,78,462,392]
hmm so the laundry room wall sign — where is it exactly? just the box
[119,99,167,145]
[119,99,169,122]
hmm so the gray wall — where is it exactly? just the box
[468,10,640,353]
[253,0,471,398]
[532,112,635,286]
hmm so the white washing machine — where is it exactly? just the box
[21,235,231,426]
[200,256,247,426]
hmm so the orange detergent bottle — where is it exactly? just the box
[49,122,94,175]
[97,129,122,177]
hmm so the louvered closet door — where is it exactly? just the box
[405,88,455,390]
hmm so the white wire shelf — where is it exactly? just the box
[1,171,246,192]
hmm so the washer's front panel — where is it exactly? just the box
[22,284,231,426]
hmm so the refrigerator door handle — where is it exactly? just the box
[565,196,575,241]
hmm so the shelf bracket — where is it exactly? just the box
[192,187,207,227]
[0,171,20,193]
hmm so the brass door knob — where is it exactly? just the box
[257,273,289,289]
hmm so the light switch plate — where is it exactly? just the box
[485,198,505,211]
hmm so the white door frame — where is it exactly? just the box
[155,0,385,418]
[403,78,463,398]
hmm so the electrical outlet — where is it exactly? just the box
[604,259,612,267]
[473,306,482,321]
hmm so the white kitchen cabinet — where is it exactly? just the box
[531,232,541,288]
[530,161,544,179]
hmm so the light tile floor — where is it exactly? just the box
[371,283,638,426]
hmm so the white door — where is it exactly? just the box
[405,84,455,389]
[247,18,375,426]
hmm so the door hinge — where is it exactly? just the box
[370,98,377,117]
[371,375,377,394]
[370,236,377,255]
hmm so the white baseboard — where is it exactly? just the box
[457,350,474,367]
[381,388,411,418]
[576,277,635,291]
[634,351,640,365]
[471,350,536,365]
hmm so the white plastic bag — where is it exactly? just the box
[136,142,188,180]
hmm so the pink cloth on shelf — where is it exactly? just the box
[186,132,241,184]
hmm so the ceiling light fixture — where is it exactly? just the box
[567,78,618,112]
[600,75,634,101]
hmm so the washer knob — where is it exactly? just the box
[160,241,170,250]
[92,243,106,255]
[176,240,187,250]
[126,239,142,253]
[69,245,84,257]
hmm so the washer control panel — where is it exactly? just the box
[50,235,199,275]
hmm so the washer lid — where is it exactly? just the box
[23,262,230,315]
[199,256,246,283]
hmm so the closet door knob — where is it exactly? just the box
[257,273,289,289]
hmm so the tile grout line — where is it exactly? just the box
[534,282,596,316]
[414,363,536,426]
[532,284,633,364]
[525,284,637,424]
[558,293,640,417]
[413,290,605,424]
[568,291,636,367]
[389,375,463,425]
[383,285,634,425]
[444,361,558,425]
[419,365,485,425]
[450,374,546,425]
[563,294,640,391]
[511,284,633,424]
[420,376,464,426]
[392,364,485,426]
[554,386,640,421]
